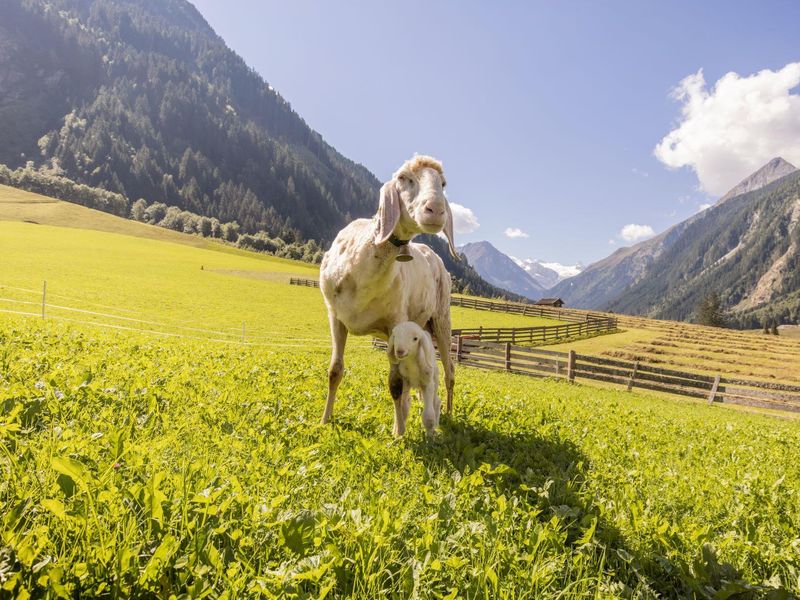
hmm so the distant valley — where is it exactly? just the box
[459,241,581,300]
[550,158,800,327]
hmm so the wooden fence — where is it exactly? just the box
[450,295,605,324]
[453,316,618,345]
[289,277,319,288]
[373,337,800,414]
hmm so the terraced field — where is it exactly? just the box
[547,313,800,384]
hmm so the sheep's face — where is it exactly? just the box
[396,166,448,234]
[388,322,425,363]
[375,155,459,259]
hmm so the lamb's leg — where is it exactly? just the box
[421,382,438,436]
[430,318,455,415]
[322,316,347,424]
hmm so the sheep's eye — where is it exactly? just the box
[413,337,418,341]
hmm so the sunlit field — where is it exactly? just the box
[1,203,799,597]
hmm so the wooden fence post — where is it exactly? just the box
[708,374,721,404]
[456,335,463,364]
[479,325,483,340]
[41,280,47,319]
[626,360,639,392]
[505,342,511,372]
[567,350,576,383]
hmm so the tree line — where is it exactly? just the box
[0,162,324,263]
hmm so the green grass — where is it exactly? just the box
[0,222,561,341]
[2,200,800,597]
[2,316,799,598]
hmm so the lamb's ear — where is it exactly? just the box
[418,333,433,369]
[387,333,399,364]
[443,201,459,259]
[375,181,401,244]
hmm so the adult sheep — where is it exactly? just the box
[319,155,458,433]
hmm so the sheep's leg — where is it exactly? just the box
[430,319,455,415]
[432,382,442,427]
[390,365,410,436]
[394,385,411,436]
[322,316,347,424]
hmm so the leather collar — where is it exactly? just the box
[389,234,410,247]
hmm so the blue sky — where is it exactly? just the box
[192,0,800,266]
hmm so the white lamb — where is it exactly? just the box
[319,155,457,433]
[388,322,441,436]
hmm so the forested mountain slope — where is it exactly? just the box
[0,0,522,300]
[609,170,800,327]
[1,0,378,243]
[553,159,800,326]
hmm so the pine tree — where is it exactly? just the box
[697,292,726,327]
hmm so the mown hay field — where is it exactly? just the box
[1,206,800,597]
[546,313,800,384]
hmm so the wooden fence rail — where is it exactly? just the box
[289,277,320,288]
[453,317,618,345]
[372,336,800,414]
[450,295,607,324]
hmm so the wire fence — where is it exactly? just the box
[5,281,799,414]
[0,281,371,349]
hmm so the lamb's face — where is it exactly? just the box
[396,166,448,235]
[389,322,424,362]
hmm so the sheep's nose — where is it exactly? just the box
[424,204,445,216]
[396,350,408,358]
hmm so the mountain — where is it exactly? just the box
[511,257,581,289]
[609,169,800,326]
[0,0,379,244]
[550,222,692,309]
[717,157,797,205]
[0,0,521,302]
[460,241,546,300]
[552,158,800,327]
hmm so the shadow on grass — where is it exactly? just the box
[406,415,754,598]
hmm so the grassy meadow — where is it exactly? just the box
[1,195,800,597]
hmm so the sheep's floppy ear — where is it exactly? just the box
[443,201,459,259]
[375,181,401,244]
[387,332,399,364]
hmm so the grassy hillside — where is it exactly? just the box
[0,221,553,341]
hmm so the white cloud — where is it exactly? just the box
[632,167,649,177]
[448,202,480,234]
[608,239,617,245]
[697,202,713,213]
[504,227,529,239]
[619,223,656,243]
[655,62,800,196]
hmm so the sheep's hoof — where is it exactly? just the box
[395,246,413,262]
